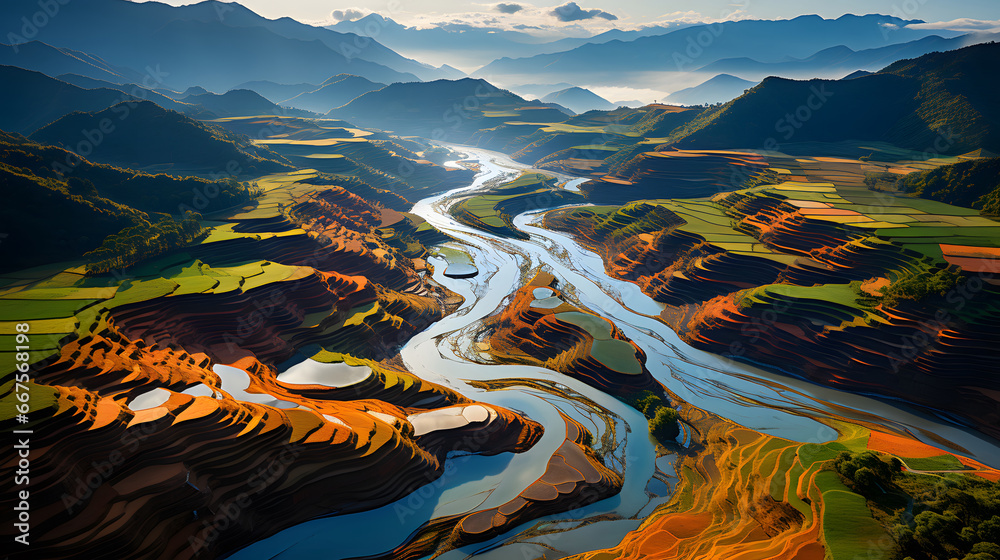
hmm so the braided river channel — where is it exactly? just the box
[230,146,1000,560]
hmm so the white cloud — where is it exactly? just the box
[906,18,1000,34]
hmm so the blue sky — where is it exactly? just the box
[149,0,1000,35]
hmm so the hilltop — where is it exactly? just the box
[30,101,292,175]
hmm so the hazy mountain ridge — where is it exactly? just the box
[665,74,757,105]
[473,14,963,86]
[0,0,433,89]
[279,74,387,113]
[541,87,615,113]
[665,42,1000,154]
[30,100,293,175]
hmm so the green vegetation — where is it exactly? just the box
[0,130,259,272]
[302,174,410,211]
[876,267,964,307]
[897,158,1000,215]
[624,390,680,444]
[865,171,901,192]
[0,130,261,215]
[833,450,1000,560]
[450,172,582,239]
[84,213,205,275]
[30,101,292,175]
[627,43,1000,155]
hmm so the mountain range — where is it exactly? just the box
[328,13,689,71]
[279,75,387,113]
[328,78,569,141]
[668,42,1000,154]
[473,14,967,87]
[29,100,292,175]
[665,74,758,105]
[0,0,449,90]
[696,33,994,80]
[541,87,616,114]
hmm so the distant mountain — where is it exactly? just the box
[30,100,292,175]
[328,78,567,141]
[280,75,386,113]
[328,13,685,70]
[667,42,1000,155]
[174,86,212,99]
[185,89,314,117]
[55,76,312,118]
[437,65,467,79]
[474,14,961,85]
[0,41,144,84]
[666,74,757,105]
[843,70,874,79]
[0,0,430,90]
[55,73,210,117]
[0,65,136,133]
[509,83,577,99]
[541,87,615,114]
[696,34,991,80]
[231,80,319,104]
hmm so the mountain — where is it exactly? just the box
[437,64,467,79]
[328,13,685,71]
[175,86,212,99]
[666,74,757,105]
[184,89,314,117]
[897,157,1000,214]
[666,42,1000,155]
[696,34,991,80]
[0,0,429,90]
[508,83,577,99]
[279,75,386,113]
[53,73,310,118]
[0,130,261,270]
[843,69,874,79]
[0,65,136,133]
[328,78,568,141]
[30,100,292,175]
[0,41,145,84]
[474,14,962,86]
[234,80,322,103]
[541,87,615,114]
[55,73,209,116]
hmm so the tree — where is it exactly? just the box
[649,406,680,443]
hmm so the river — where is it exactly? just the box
[228,146,1000,560]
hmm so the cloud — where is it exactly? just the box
[495,3,523,14]
[550,2,617,22]
[512,23,542,30]
[331,8,366,21]
[906,18,1000,33]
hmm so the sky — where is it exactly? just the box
[144,0,1000,34]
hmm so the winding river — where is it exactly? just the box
[229,147,1000,560]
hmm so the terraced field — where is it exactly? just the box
[482,271,656,395]
[0,169,556,559]
[450,172,583,239]
[544,148,1000,441]
[211,115,475,201]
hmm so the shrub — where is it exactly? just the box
[649,406,680,443]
